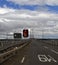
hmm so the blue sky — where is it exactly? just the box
[0,0,38,10]
[0,0,58,12]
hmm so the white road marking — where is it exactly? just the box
[48,55,57,62]
[43,46,58,55]
[21,57,25,63]
[43,46,48,49]
[38,55,48,62]
[51,49,58,54]
[38,55,57,62]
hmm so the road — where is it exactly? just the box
[1,39,58,65]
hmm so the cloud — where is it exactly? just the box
[0,8,15,14]
[7,0,45,5]
[8,0,58,5]
[0,7,58,38]
[46,0,58,5]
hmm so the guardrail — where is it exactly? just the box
[0,39,31,64]
[41,39,58,46]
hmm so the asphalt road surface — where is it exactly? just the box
[1,39,58,65]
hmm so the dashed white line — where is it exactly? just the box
[43,46,48,49]
[43,46,58,55]
[21,57,25,64]
[51,49,58,54]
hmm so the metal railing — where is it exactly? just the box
[0,39,31,63]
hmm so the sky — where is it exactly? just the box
[0,0,58,39]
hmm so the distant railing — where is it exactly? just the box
[33,29,58,39]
